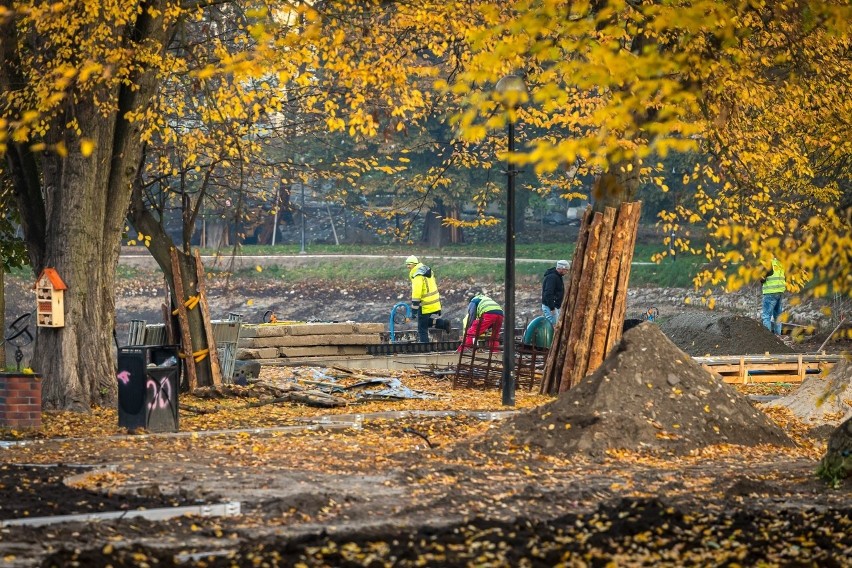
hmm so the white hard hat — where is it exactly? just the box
[405,255,419,265]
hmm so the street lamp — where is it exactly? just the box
[495,73,528,407]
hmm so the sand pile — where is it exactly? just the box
[467,323,793,458]
[657,313,793,356]
[763,357,852,429]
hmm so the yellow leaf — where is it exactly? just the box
[80,139,95,157]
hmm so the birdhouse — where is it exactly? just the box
[35,268,67,328]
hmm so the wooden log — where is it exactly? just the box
[587,202,632,370]
[568,206,616,386]
[194,250,223,387]
[541,206,592,394]
[170,248,198,391]
[161,303,175,344]
[559,212,603,393]
[604,202,641,355]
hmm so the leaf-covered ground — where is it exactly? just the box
[0,364,849,567]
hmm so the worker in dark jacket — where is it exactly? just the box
[459,293,504,352]
[541,260,569,325]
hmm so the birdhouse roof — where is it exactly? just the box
[35,268,67,290]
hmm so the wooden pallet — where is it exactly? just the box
[694,354,842,384]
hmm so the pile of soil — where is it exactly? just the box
[657,313,793,356]
[466,323,793,458]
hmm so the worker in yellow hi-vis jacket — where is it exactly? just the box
[405,255,450,342]
[760,257,787,335]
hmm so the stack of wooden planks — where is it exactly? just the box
[237,322,386,362]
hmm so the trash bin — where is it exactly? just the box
[117,345,180,432]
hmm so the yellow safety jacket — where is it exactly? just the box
[762,258,786,295]
[409,263,442,315]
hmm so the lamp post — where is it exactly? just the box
[495,74,528,407]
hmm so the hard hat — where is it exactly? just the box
[405,255,419,265]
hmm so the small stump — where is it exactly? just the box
[0,372,43,430]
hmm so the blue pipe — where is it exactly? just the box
[388,302,412,343]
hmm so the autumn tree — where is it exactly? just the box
[446,0,851,387]
[1,0,176,409]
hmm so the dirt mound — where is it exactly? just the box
[463,323,793,458]
[657,313,793,356]
[763,357,852,427]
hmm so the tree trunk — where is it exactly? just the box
[4,4,171,410]
[0,270,5,368]
[128,184,218,390]
[422,199,454,247]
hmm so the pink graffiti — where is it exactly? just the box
[117,370,131,385]
[147,377,172,410]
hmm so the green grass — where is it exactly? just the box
[199,242,579,260]
[226,244,700,287]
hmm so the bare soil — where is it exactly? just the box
[1,271,851,566]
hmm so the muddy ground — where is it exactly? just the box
[3,267,848,364]
[1,269,851,566]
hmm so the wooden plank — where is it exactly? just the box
[170,248,197,391]
[542,205,593,394]
[569,205,616,385]
[588,202,632,369]
[560,212,603,393]
[194,250,222,387]
[604,202,641,355]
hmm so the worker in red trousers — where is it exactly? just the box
[459,293,504,352]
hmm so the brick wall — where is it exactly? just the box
[0,373,42,429]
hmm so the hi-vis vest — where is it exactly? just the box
[762,258,786,294]
[409,263,442,315]
[473,295,502,318]
[462,294,503,330]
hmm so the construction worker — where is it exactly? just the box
[459,293,504,352]
[405,256,450,342]
[760,257,786,335]
[541,259,569,326]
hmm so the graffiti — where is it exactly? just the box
[117,370,131,385]
[146,376,173,410]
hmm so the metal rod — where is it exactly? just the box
[299,184,306,254]
[502,118,516,407]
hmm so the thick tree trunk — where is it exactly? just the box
[0,270,5,368]
[4,3,171,410]
[33,106,126,410]
[422,200,454,248]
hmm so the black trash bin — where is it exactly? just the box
[117,345,180,432]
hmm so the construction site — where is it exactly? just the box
[1,257,850,567]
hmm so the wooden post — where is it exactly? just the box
[170,248,198,391]
[194,250,223,387]
[588,202,633,370]
[559,212,603,392]
[604,202,641,356]
[568,206,616,386]
[541,206,593,394]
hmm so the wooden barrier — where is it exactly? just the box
[694,354,842,384]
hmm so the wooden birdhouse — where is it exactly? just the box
[35,268,67,328]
